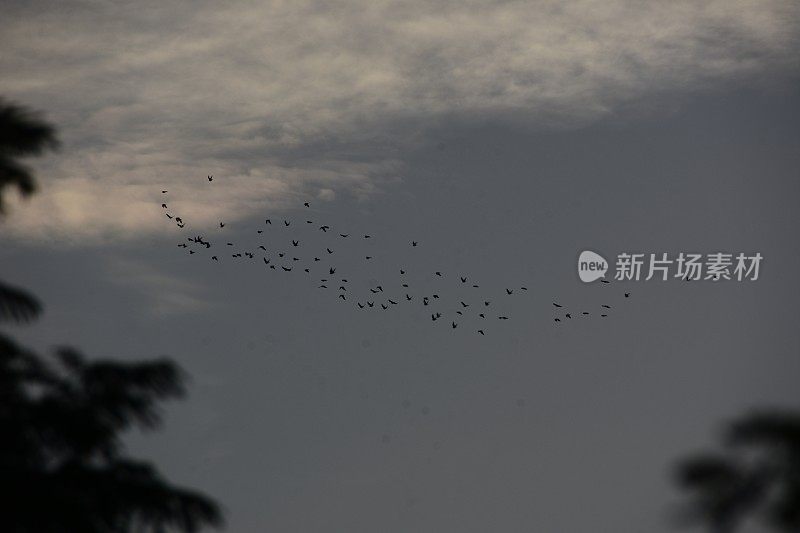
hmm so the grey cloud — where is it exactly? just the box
[1,0,797,242]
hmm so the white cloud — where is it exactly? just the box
[1,0,797,243]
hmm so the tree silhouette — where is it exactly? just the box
[0,98,223,532]
[674,409,800,533]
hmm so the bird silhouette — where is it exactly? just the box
[600,280,610,284]
[284,220,290,226]
[208,175,213,182]
[320,225,330,232]
[265,219,271,224]
[367,301,374,307]
[161,203,167,208]
[553,302,562,308]
[625,292,630,298]
[506,289,513,295]
[412,241,418,247]
[304,202,309,207]
[381,304,388,310]
[327,248,333,254]
[452,322,457,329]
[166,214,173,219]
[339,294,346,300]
[292,240,299,246]
[460,301,469,308]
[212,256,218,261]
[329,267,336,274]
[565,313,572,319]
[282,266,292,272]
[219,222,225,228]
[435,272,442,277]
[478,330,485,335]
[364,235,371,238]
[340,234,348,238]
[406,294,412,301]
[388,299,397,305]
[601,305,611,309]
[162,190,168,193]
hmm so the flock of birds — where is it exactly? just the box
[161,175,631,334]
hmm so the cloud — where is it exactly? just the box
[1,0,797,243]
[104,257,211,317]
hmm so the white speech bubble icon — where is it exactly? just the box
[578,250,608,283]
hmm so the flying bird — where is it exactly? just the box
[304,202,309,207]
[292,240,299,246]
[208,175,213,182]
[478,330,485,335]
[506,289,513,295]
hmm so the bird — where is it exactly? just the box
[284,220,290,226]
[625,292,630,298]
[319,284,327,288]
[484,301,490,306]
[219,222,225,228]
[161,190,167,193]
[376,286,383,292]
[364,234,371,239]
[278,253,284,257]
[161,203,167,208]
[208,175,213,182]
[432,294,439,299]
[381,304,388,310]
[257,230,263,234]
[292,240,299,246]
[370,289,379,294]
[600,279,610,284]
[314,257,320,262]
[304,268,309,273]
[327,248,333,254]
[306,220,313,224]
[357,303,364,309]
[282,266,292,272]
[166,214,173,219]
[479,313,485,318]
[601,305,611,309]
[431,314,438,321]
[565,313,572,319]
[423,297,429,306]
[388,299,397,305]
[452,322,457,329]
[258,245,266,251]
[212,256,218,261]
[189,250,195,254]
[552,302,562,308]
[456,311,463,315]
[340,234,348,238]
[178,243,187,248]
[406,294,412,301]
[554,318,561,322]
[265,219,272,224]
[460,276,467,283]
[506,289,513,295]
[402,283,409,288]
[304,202,309,207]
[175,217,182,223]
[339,294,346,300]
[472,284,479,288]
[498,316,509,320]
[412,241,418,247]
[582,312,589,315]
[478,330,485,335]
[367,301,374,307]
[329,267,336,274]
[460,301,469,308]
[520,287,528,291]
[435,272,442,277]
[320,225,330,232]
[400,269,405,274]
[601,314,608,317]
[339,286,346,291]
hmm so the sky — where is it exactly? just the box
[2,1,800,532]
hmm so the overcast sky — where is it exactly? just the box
[2,1,800,532]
